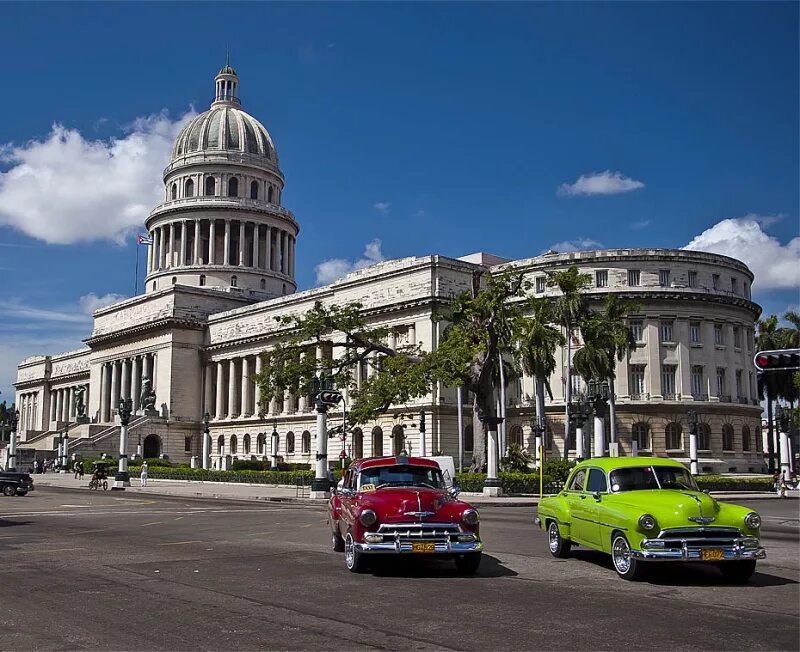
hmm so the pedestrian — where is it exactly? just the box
[140,460,148,487]
[773,470,781,496]
[73,461,80,479]
[78,461,84,480]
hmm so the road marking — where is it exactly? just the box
[75,529,107,534]
[141,521,163,527]
[174,516,184,521]
[17,547,86,554]
[158,540,201,546]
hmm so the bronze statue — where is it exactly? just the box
[74,385,86,418]
[140,377,157,414]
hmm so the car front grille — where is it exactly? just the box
[374,523,463,552]
[657,527,743,546]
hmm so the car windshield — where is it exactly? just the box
[609,466,698,492]
[358,464,445,490]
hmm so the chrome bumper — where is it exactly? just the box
[355,540,484,555]
[633,537,766,562]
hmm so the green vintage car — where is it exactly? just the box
[535,457,765,582]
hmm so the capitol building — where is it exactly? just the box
[13,65,764,473]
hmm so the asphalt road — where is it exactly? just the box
[0,488,797,651]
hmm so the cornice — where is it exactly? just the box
[84,317,206,347]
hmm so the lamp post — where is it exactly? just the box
[310,372,342,499]
[5,410,18,471]
[419,410,427,457]
[202,412,211,470]
[568,396,590,462]
[776,405,791,481]
[529,415,545,469]
[114,397,132,488]
[56,432,63,471]
[482,415,503,496]
[687,410,699,475]
[270,421,279,471]
[587,379,610,458]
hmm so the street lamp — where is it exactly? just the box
[529,415,546,469]
[587,379,610,458]
[270,421,279,471]
[568,396,591,462]
[4,409,19,471]
[202,412,211,470]
[114,397,132,488]
[310,371,342,499]
[62,429,70,473]
[687,409,699,475]
[481,414,504,496]
[776,405,791,480]
[419,410,426,457]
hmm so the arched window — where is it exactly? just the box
[199,275,206,286]
[231,275,237,287]
[228,177,239,197]
[632,422,650,450]
[217,435,225,455]
[171,183,177,200]
[352,428,363,459]
[243,433,251,455]
[250,180,259,200]
[464,425,474,452]
[509,424,523,448]
[698,423,711,450]
[722,424,734,451]
[230,435,238,455]
[665,422,682,450]
[171,276,177,285]
[185,178,194,197]
[267,185,274,203]
[286,431,295,454]
[742,426,751,451]
[257,433,266,456]
[205,176,216,196]
[152,281,157,291]
[260,278,266,290]
[391,425,405,455]
[282,283,287,295]
[302,430,311,454]
[371,426,383,456]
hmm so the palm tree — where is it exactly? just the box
[757,315,781,470]
[784,310,800,347]
[518,297,565,448]
[546,266,592,458]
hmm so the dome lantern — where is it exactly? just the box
[213,53,240,107]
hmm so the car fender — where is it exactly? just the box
[538,494,572,540]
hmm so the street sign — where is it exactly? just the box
[753,348,800,371]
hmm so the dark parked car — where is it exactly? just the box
[0,468,35,496]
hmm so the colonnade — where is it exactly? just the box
[18,391,40,432]
[98,353,157,422]
[147,219,295,277]
[47,384,90,427]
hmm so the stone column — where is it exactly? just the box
[111,361,121,419]
[408,323,416,348]
[223,220,231,266]
[132,357,142,412]
[151,230,158,271]
[101,363,110,422]
[289,236,295,278]
[254,354,263,416]
[228,358,238,418]
[179,221,187,267]
[209,219,216,265]
[280,231,286,273]
[241,356,250,416]
[204,364,215,415]
[265,227,272,271]
[168,223,176,268]
[252,224,260,269]
[239,221,246,266]
[121,359,131,402]
[55,390,62,424]
[49,388,57,424]
[215,360,225,418]
[159,226,167,268]
[193,219,201,265]
[62,388,69,423]
[645,319,661,398]
[146,231,154,273]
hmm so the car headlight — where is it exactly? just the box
[744,512,761,529]
[462,509,479,526]
[359,509,377,527]
[638,514,657,531]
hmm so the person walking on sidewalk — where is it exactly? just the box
[140,460,149,487]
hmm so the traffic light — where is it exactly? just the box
[318,390,342,405]
[753,349,800,372]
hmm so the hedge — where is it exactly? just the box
[455,472,563,495]
[694,475,774,492]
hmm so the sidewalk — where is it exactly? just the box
[29,472,790,507]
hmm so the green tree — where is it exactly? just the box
[546,266,592,458]
[757,315,782,469]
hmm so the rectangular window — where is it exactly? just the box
[629,319,644,343]
[733,326,741,349]
[661,365,677,398]
[660,320,674,343]
[630,365,646,397]
[691,366,704,397]
[714,324,724,346]
[535,276,546,293]
[716,367,727,396]
[743,282,749,298]
[736,369,744,398]
[570,372,583,396]
[712,274,720,290]
[659,269,670,287]
[690,321,702,344]
[184,437,192,452]
[688,270,698,288]
[628,269,641,287]
[731,277,738,295]
[595,270,608,288]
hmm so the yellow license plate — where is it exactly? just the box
[701,548,725,561]
[412,542,436,553]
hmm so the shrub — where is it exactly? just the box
[500,444,534,472]
[695,475,773,492]
[455,472,562,495]
[541,458,576,482]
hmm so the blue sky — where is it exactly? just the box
[0,2,798,400]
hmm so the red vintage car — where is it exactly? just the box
[328,455,483,573]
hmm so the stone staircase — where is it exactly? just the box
[69,415,152,457]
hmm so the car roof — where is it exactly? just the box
[575,456,686,472]
[353,456,440,471]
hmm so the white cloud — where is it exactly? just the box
[0,110,195,245]
[558,170,645,197]
[630,219,651,230]
[315,238,386,285]
[78,292,127,315]
[373,202,391,214]
[545,238,604,253]
[683,214,800,290]
[0,298,90,324]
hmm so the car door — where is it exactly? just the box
[565,468,590,544]
[338,470,357,536]
[580,468,609,547]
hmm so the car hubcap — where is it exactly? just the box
[548,523,560,553]
[613,537,631,573]
[344,534,354,568]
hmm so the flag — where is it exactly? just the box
[137,234,153,245]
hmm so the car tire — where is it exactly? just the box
[344,531,367,573]
[611,533,645,581]
[2,484,15,497]
[454,552,482,574]
[102,480,108,491]
[720,560,757,583]
[547,520,571,558]
[332,528,345,552]
[16,491,28,497]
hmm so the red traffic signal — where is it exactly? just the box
[753,349,800,371]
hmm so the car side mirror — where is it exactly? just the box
[592,491,602,501]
